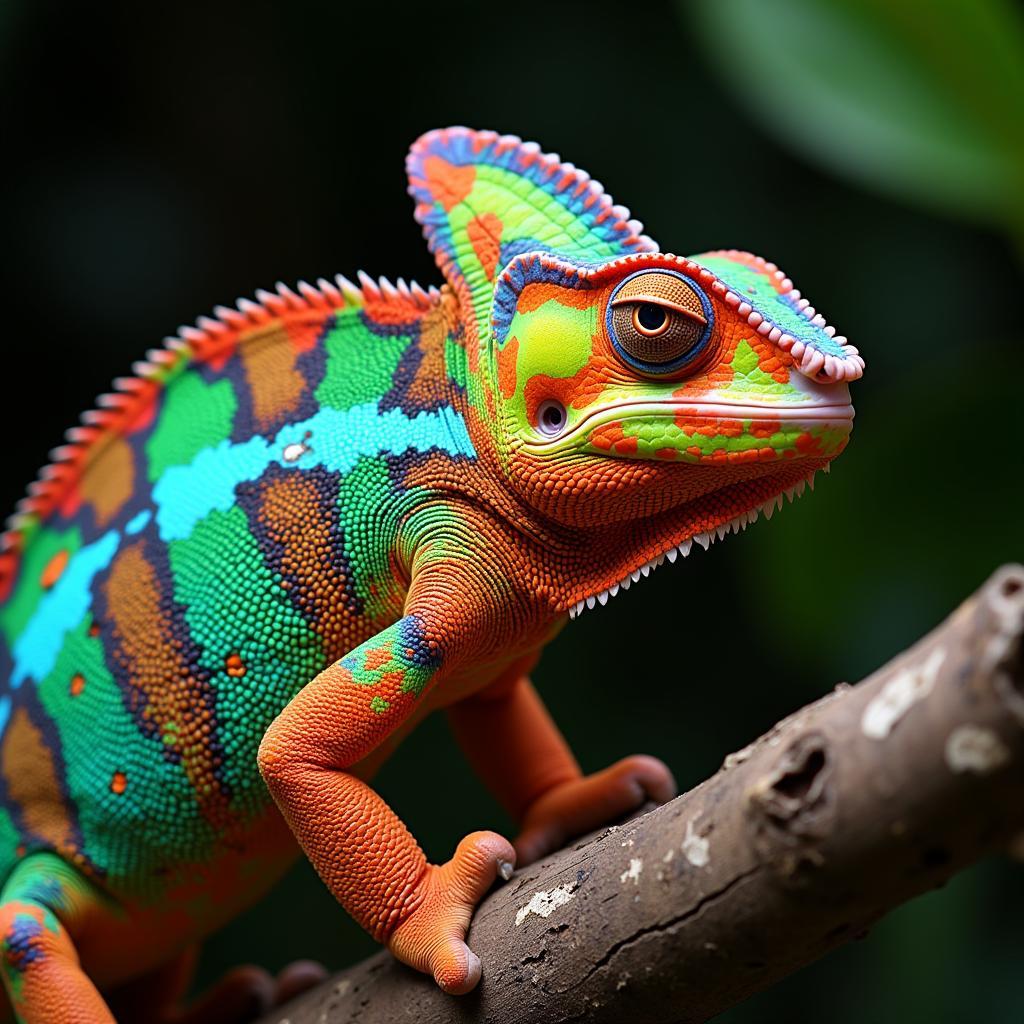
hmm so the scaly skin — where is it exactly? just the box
[0,126,862,1021]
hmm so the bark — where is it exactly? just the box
[261,564,1024,1024]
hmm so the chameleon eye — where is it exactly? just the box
[607,271,713,375]
[632,303,670,337]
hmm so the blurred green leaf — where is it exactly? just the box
[684,0,1024,232]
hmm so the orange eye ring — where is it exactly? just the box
[631,302,671,338]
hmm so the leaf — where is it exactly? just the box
[683,0,1024,229]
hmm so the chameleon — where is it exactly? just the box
[0,126,863,1023]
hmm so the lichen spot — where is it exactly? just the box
[40,550,70,590]
[225,653,246,678]
[110,771,127,795]
[945,724,1010,775]
[682,819,710,867]
[862,646,946,740]
[620,857,643,885]
[69,674,85,697]
[514,882,577,926]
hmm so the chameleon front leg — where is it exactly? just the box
[258,605,515,994]
[448,674,677,864]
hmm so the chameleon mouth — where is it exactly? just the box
[566,464,826,620]
[527,398,855,453]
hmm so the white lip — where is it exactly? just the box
[528,398,855,450]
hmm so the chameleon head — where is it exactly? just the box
[482,248,861,531]
[405,127,864,612]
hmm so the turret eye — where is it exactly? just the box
[633,303,669,336]
[607,271,714,376]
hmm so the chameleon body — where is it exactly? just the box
[0,127,862,1022]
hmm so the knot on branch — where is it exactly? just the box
[983,564,1024,724]
[747,731,834,883]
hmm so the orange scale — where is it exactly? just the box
[40,549,70,590]
[730,449,761,464]
[467,213,503,282]
[225,653,246,679]
[516,282,596,314]
[285,319,324,355]
[123,396,159,435]
[495,335,519,400]
[364,647,393,672]
[795,432,822,456]
[588,422,626,451]
[750,419,782,439]
[58,483,84,521]
[422,156,475,212]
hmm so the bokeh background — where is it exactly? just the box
[2,0,1022,1020]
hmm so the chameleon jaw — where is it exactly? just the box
[565,466,825,620]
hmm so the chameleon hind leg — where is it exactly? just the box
[447,673,677,864]
[0,853,114,1024]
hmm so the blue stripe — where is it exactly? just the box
[153,401,475,543]
[10,530,120,688]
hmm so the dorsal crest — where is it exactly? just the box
[406,127,657,343]
[0,274,441,601]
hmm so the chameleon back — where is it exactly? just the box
[0,279,467,902]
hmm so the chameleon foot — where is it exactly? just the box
[387,830,515,994]
[515,754,677,865]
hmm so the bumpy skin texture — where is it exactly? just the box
[0,126,861,1021]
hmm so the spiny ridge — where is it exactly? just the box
[0,273,441,591]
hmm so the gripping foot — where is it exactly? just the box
[387,831,515,994]
[515,754,676,865]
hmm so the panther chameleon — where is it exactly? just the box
[0,126,863,1022]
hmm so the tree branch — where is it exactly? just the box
[262,564,1024,1024]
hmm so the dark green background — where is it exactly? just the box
[2,1,1021,1020]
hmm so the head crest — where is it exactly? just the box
[406,127,657,341]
